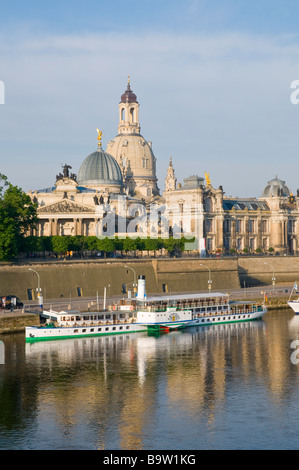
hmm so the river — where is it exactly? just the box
[0,308,299,450]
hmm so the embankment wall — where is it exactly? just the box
[0,256,298,302]
[0,258,240,301]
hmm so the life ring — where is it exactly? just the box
[130,306,134,311]
[113,306,116,310]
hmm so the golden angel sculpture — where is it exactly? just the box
[97,129,103,147]
[205,172,211,186]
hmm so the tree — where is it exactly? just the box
[123,237,138,254]
[50,236,70,255]
[0,174,38,260]
[163,237,182,256]
[97,237,116,256]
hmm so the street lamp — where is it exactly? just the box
[200,263,212,291]
[29,268,43,309]
[124,265,137,297]
[263,261,276,292]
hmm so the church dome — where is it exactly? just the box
[78,148,123,189]
[121,81,137,104]
[262,176,290,197]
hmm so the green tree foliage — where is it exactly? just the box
[0,174,38,260]
[50,235,70,255]
[97,237,116,255]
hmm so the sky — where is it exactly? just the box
[1,0,299,197]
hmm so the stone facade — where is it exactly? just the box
[27,83,299,255]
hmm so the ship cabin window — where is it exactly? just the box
[76,316,81,321]
[74,329,79,333]
[105,314,111,320]
[98,315,104,320]
[83,315,89,321]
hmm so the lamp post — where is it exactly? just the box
[263,261,276,292]
[29,268,43,309]
[124,265,137,297]
[200,264,212,291]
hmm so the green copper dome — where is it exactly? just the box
[78,148,123,188]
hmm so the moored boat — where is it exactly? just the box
[288,300,299,314]
[287,282,299,314]
[25,275,267,342]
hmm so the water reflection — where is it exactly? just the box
[1,312,299,449]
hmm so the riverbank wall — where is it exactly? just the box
[0,258,240,300]
[0,256,298,302]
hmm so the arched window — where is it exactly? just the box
[204,197,213,212]
[130,107,135,122]
[121,108,125,121]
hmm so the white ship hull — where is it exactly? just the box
[288,300,299,314]
[26,322,147,342]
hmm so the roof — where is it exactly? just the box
[78,148,123,187]
[137,292,228,303]
[223,199,269,211]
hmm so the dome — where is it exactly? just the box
[121,82,137,104]
[77,148,123,189]
[262,176,290,197]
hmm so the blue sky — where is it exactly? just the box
[1,1,299,197]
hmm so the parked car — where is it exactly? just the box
[0,295,24,310]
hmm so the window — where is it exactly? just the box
[142,158,149,169]
[236,219,242,233]
[249,219,255,233]
[77,287,83,297]
[262,220,268,233]
[204,197,212,212]
[130,107,135,122]
[205,219,213,233]
[224,219,231,233]
[27,289,34,301]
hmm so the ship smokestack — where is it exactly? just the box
[137,275,146,300]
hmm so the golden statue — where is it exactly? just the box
[205,172,211,186]
[97,129,103,147]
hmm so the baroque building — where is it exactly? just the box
[28,81,299,255]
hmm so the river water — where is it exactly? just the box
[1,308,299,450]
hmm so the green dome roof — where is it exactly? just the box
[78,148,123,187]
